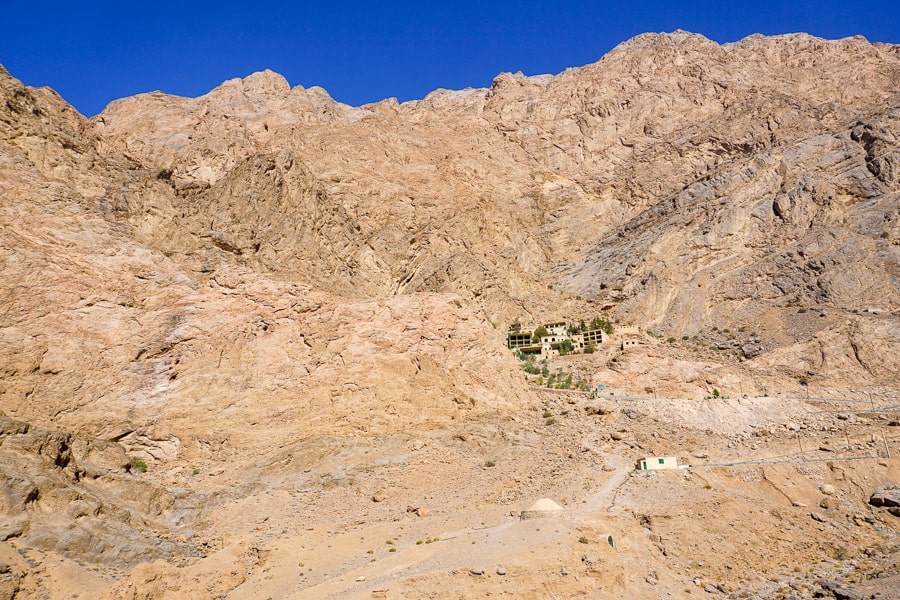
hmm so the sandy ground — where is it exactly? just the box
[4,389,899,599]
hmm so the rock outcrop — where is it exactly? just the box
[869,485,900,507]
[85,33,900,337]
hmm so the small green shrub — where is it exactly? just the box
[484,460,496,468]
[545,417,557,426]
[667,337,676,343]
[129,457,147,473]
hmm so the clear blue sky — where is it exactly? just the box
[1,1,897,117]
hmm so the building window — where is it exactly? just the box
[658,458,665,464]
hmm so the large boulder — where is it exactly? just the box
[868,485,900,508]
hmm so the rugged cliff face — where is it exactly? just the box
[88,32,900,326]
[1,31,899,599]
[0,61,531,595]
[83,31,900,390]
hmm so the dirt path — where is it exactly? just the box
[574,443,635,514]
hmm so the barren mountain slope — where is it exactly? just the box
[90,32,900,329]
[0,63,529,597]
[0,30,899,600]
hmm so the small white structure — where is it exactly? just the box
[637,456,678,471]
[621,338,639,351]
[520,498,565,520]
[545,322,568,336]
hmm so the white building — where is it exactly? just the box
[637,456,679,471]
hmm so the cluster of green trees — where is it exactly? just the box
[518,352,550,376]
[589,316,614,335]
[538,371,592,391]
[565,317,614,336]
[517,353,591,391]
[521,337,588,357]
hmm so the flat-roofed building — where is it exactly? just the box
[545,322,567,336]
[637,456,679,471]
[507,331,533,350]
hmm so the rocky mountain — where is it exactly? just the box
[1,31,899,599]
[87,31,900,386]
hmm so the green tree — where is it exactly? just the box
[532,325,549,344]
[590,317,614,335]
[558,339,574,355]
